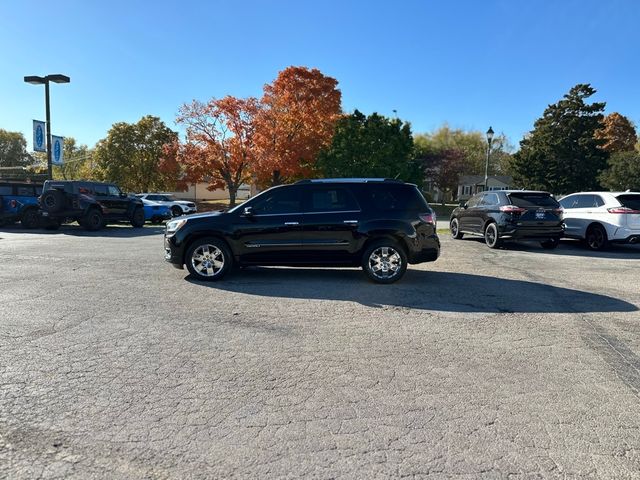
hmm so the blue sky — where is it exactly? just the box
[1,0,639,150]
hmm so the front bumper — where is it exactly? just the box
[164,234,184,269]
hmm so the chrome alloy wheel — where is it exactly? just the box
[191,244,225,277]
[368,246,402,280]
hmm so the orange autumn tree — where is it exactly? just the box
[254,66,342,186]
[176,96,258,206]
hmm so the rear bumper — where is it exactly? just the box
[611,234,640,245]
[407,234,440,264]
[499,226,564,239]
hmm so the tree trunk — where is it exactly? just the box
[228,185,238,207]
[271,170,281,186]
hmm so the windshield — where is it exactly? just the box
[227,187,275,213]
[616,194,640,210]
[508,193,559,208]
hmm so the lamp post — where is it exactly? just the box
[484,126,494,191]
[24,74,71,180]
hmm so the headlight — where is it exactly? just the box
[166,218,187,235]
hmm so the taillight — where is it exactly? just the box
[552,208,563,216]
[608,207,640,214]
[10,200,17,208]
[500,205,526,214]
[419,212,436,224]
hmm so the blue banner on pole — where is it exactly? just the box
[33,120,46,152]
[51,135,64,165]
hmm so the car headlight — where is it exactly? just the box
[166,218,187,235]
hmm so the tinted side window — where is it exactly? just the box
[0,186,12,195]
[93,184,109,195]
[367,184,429,211]
[616,194,640,210]
[307,187,359,212]
[16,186,35,196]
[252,187,301,215]
[107,186,121,196]
[481,193,500,206]
[508,193,559,208]
[559,196,575,209]
[466,194,483,208]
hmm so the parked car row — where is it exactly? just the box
[449,190,640,251]
[0,180,198,231]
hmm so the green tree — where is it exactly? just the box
[595,112,637,154]
[0,129,31,168]
[511,84,607,194]
[599,151,640,191]
[317,110,420,185]
[94,116,179,192]
[51,137,95,180]
[414,125,513,176]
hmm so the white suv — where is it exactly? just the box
[136,193,197,217]
[558,192,640,250]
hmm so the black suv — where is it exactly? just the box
[39,180,145,231]
[164,179,440,283]
[449,190,564,249]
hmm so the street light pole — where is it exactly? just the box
[484,126,494,191]
[24,74,71,180]
[44,80,52,180]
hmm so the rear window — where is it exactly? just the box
[508,193,559,208]
[616,194,640,210]
[367,184,429,211]
[0,186,12,195]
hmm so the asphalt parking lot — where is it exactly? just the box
[1,225,639,479]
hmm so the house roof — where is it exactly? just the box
[459,175,512,185]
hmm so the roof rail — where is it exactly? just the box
[295,178,404,184]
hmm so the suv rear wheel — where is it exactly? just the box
[185,237,232,281]
[21,208,40,229]
[484,223,502,249]
[362,239,408,284]
[585,224,608,251]
[171,205,183,217]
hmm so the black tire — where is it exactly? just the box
[484,223,502,249]
[40,190,65,213]
[540,238,560,249]
[585,224,608,251]
[44,220,61,231]
[130,207,145,228]
[82,208,104,231]
[361,239,408,284]
[450,218,464,239]
[185,237,233,281]
[171,205,183,217]
[21,208,40,229]
[0,195,4,213]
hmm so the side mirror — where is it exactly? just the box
[242,206,254,217]
[459,201,467,209]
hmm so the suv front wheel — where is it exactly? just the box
[185,237,233,281]
[130,207,145,228]
[362,239,408,284]
[81,208,104,231]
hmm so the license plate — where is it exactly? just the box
[535,209,546,220]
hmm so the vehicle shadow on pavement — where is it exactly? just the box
[456,237,640,259]
[0,224,165,237]
[188,268,637,314]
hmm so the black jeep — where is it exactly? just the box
[39,180,145,231]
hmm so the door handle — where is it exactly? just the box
[343,220,358,224]
[284,222,299,226]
